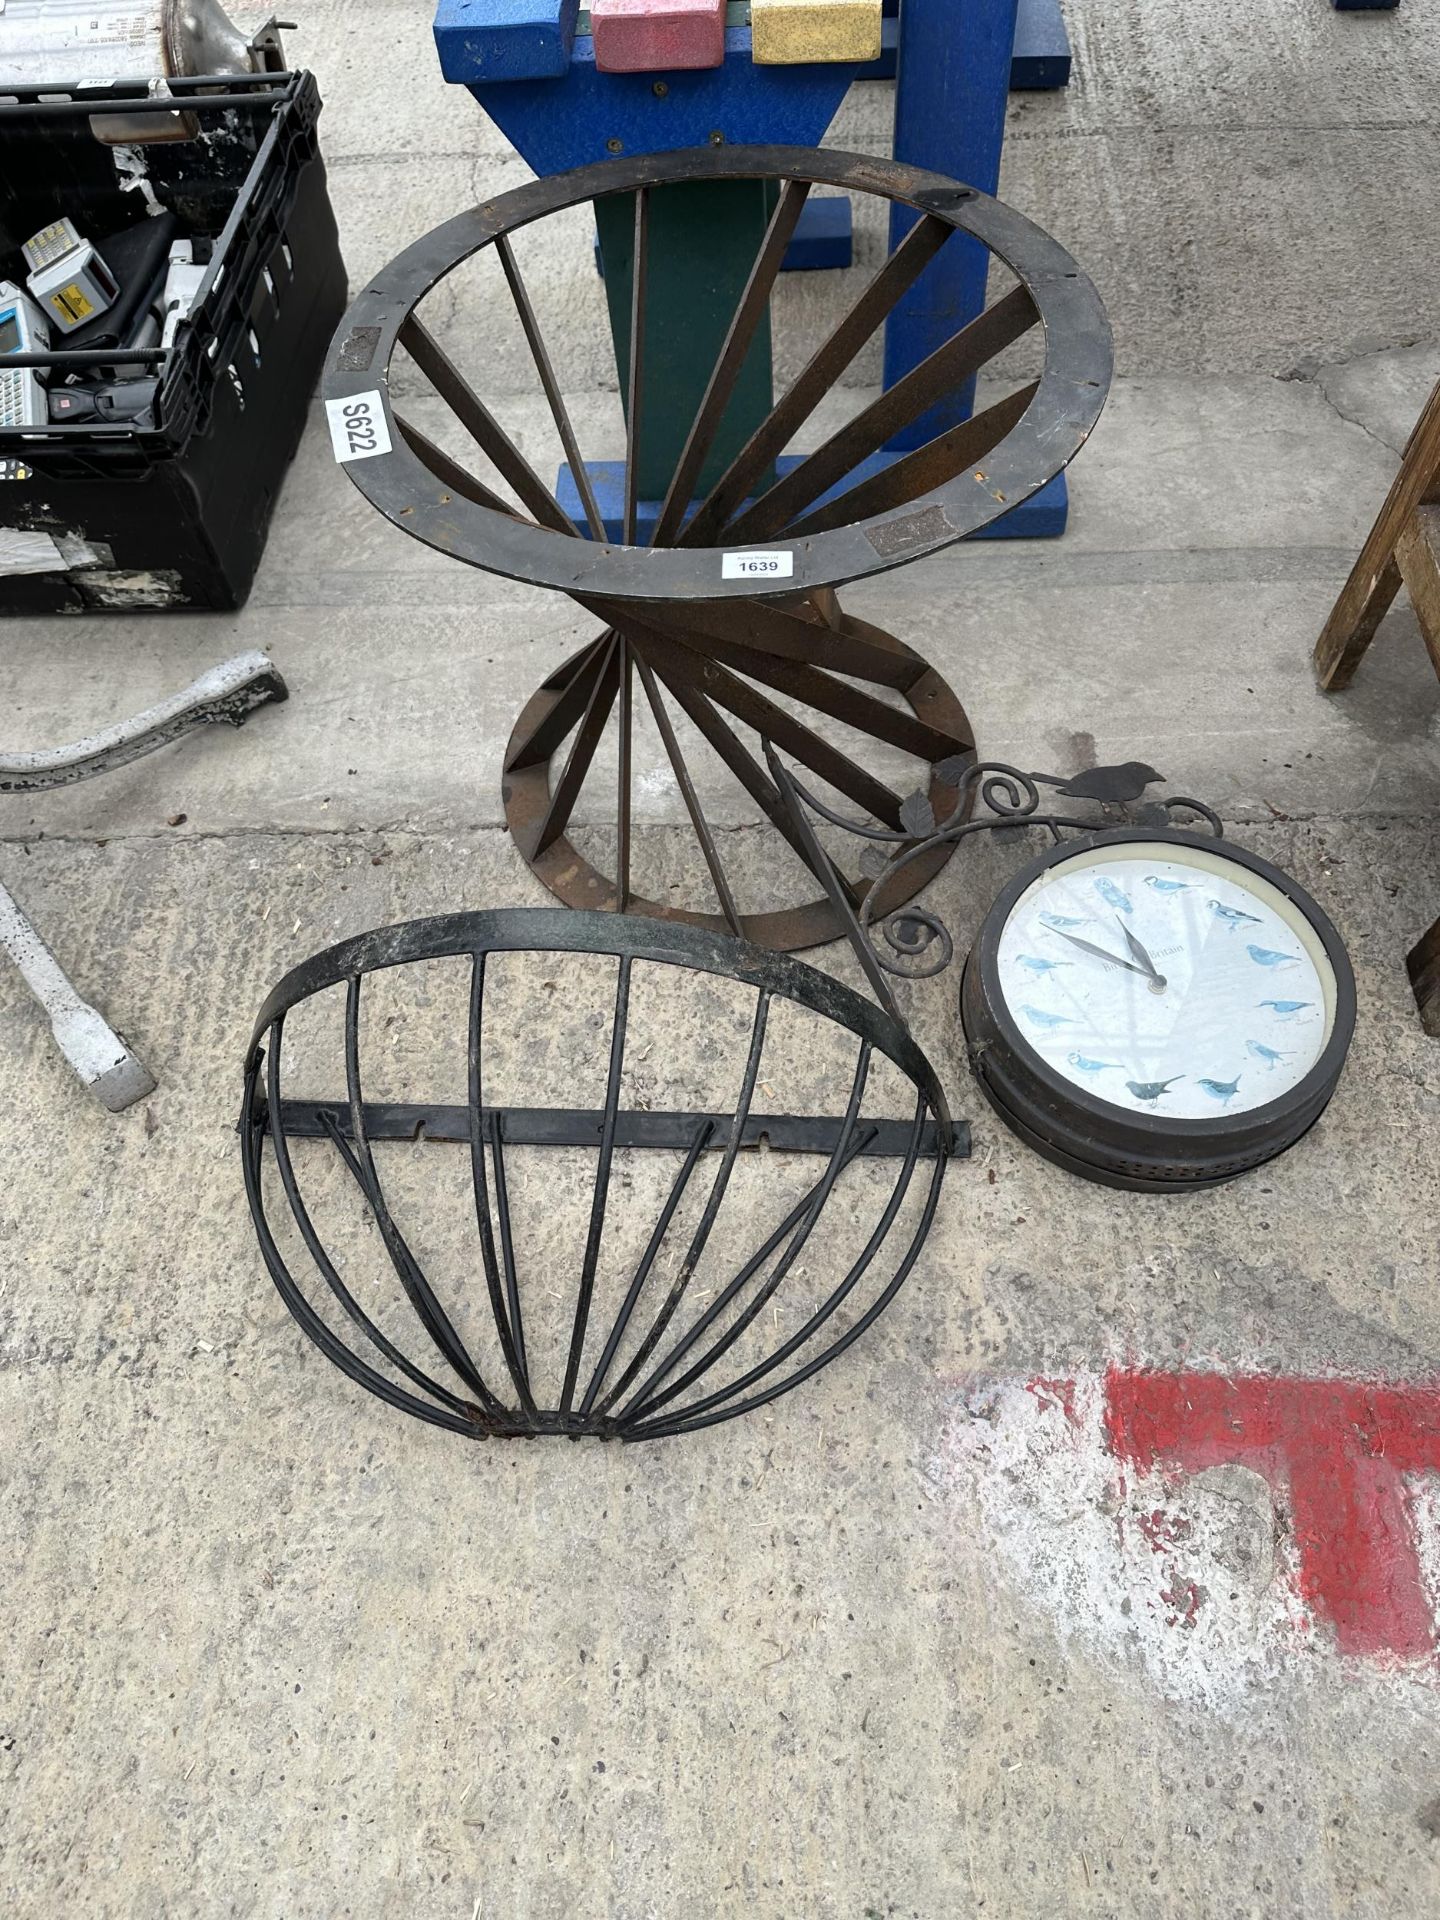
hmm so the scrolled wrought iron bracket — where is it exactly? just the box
[764,743,1223,992]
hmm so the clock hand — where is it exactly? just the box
[1115,915,1167,993]
[1050,928,1152,979]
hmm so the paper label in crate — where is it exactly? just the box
[325,391,392,463]
[721,549,794,581]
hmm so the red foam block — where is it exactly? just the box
[590,0,727,72]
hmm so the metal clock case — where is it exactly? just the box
[959,829,1357,1192]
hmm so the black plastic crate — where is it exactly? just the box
[0,71,346,611]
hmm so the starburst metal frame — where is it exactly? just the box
[241,909,960,1441]
[323,144,1111,951]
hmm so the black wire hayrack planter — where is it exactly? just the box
[241,910,959,1441]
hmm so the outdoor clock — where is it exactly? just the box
[959,829,1356,1191]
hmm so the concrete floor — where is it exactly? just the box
[4,4,1440,1916]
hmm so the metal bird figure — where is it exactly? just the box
[1020,1004,1076,1030]
[1259,999,1313,1017]
[1196,1075,1242,1104]
[1246,944,1297,969]
[1017,954,1072,975]
[1247,1040,1291,1069]
[1208,899,1262,929]
[1093,876,1134,915]
[1034,761,1164,805]
[1126,1076,1182,1103]
[1068,1052,1123,1074]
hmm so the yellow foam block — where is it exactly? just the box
[750,0,882,65]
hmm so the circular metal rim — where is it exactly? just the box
[244,905,952,1132]
[322,144,1113,603]
[959,998,1334,1193]
[962,827,1357,1158]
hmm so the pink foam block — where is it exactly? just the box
[590,0,727,72]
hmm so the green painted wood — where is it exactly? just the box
[595,179,776,503]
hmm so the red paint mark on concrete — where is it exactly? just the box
[1105,1366,1440,1661]
[1137,1507,1193,1555]
[1025,1375,1082,1429]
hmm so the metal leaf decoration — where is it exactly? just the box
[899,791,937,839]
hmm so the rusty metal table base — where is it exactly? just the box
[502,593,974,950]
[323,146,1111,950]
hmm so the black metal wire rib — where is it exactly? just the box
[614,1118,879,1430]
[591,989,771,1417]
[242,1056,486,1438]
[559,955,632,1413]
[468,955,538,1416]
[489,1125,526,1378]
[621,1042,874,1424]
[633,1094,946,1439]
[341,973,508,1417]
[577,1117,716,1419]
[265,1020,479,1418]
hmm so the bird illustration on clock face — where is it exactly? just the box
[994,850,1335,1121]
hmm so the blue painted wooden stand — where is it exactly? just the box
[435,0,1071,539]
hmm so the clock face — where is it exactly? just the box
[994,842,1338,1121]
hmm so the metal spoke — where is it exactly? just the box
[583,589,921,692]
[503,633,614,773]
[625,1045,873,1422]
[654,669,865,906]
[682,213,954,546]
[783,381,1040,538]
[616,637,633,911]
[660,620,965,766]
[635,627,906,829]
[494,233,607,541]
[399,313,581,536]
[468,955,538,1416]
[633,654,744,936]
[394,414,524,519]
[577,1118,716,1418]
[265,1019,478,1416]
[623,186,650,546]
[763,743,904,1023]
[598,991,770,1417]
[341,973,508,1416]
[723,283,1040,542]
[559,956,632,1414]
[650,177,812,550]
[530,632,621,856]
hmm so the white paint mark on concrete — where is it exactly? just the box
[930,1372,1440,1716]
